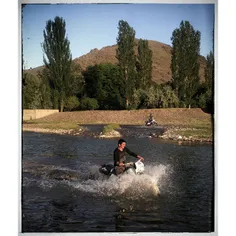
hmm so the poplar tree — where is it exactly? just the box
[136,39,153,90]
[171,21,201,107]
[42,16,72,112]
[116,20,136,109]
[205,51,214,90]
[204,51,214,113]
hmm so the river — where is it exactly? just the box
[22,128,214,232]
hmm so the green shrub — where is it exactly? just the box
[80,97,99,110]
[64,96,80,111]
[102,123,120,134]
[110,123,121,130]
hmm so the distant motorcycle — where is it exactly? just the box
[145,119,158,126]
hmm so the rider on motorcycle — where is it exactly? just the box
[114,139,144,175]
[146,113,157,125]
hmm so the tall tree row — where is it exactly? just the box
[42,16,72,112]
[136,39,153,90]
[204,51,214,113]
[23,17,214,112]
[171,20,201,107]
[116,20,136,109]
[205,51,214,92]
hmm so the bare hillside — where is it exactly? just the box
[26,39,207,84]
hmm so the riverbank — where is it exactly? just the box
[22,108,213,143]
[159,126,212,143]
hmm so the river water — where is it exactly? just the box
[22,127,214,233]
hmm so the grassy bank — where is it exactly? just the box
[24,108,210,125]
[23,108,213,142]
[159,125,212,142]
[177,126,212,139]
[23,120,79,130]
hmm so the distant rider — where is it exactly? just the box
[149,113,154,122]
[113,139,144,175]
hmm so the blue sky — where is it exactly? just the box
[22,3,215,69]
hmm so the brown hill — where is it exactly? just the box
[26,39,207,84]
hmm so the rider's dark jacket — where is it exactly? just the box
[113,147,138,167]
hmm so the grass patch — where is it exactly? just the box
[24,121,79,130]
[188,119,212,128]
[176,126,212,139]
[162,119,212,129]
[23,120,45,124]
[102,123,120,134]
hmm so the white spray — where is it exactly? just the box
[70,163,169,200]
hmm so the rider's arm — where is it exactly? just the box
[125,147,137,157]
[125,147,144,161]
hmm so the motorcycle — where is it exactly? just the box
[145,119,158,126]
[99,160,145,177]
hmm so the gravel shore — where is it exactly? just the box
[23,124,212,143]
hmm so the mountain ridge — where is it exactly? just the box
[25,39,207,84]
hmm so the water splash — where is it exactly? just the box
[23,161,170,200]
[70,163,169,200]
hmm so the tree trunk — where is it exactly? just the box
[60,98,64,112]
[126,98,129,109]
[125,68,129,109]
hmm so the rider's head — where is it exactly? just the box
[118,139,126,150]
[118,139,126,145]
